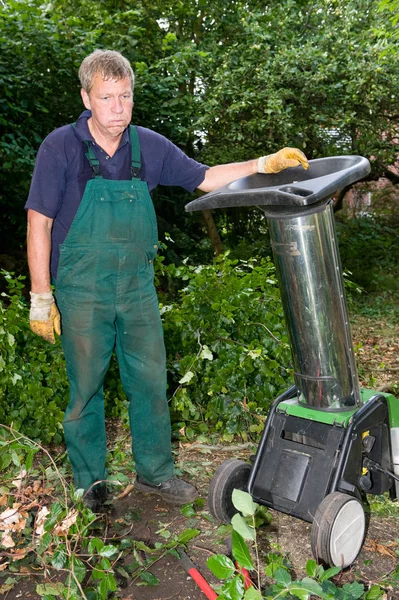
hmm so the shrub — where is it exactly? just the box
[162,254,292,441]
[0,271,68,443]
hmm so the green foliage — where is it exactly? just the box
[0,425,200,598]
[2,0,399,256]
[0,271,68,444]
[337,214,399,293]
[161,254,292,441]
[207,490,388,599]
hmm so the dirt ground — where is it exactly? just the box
[2,311,399,599]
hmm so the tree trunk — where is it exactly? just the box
[202,209,224,254]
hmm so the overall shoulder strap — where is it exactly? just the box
[72,123,101,178]
[129,126,142,178]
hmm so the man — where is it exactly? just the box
[26,49,308,511]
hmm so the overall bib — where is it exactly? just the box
[55,126,174,492]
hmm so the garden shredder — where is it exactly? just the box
[185,156,399,568]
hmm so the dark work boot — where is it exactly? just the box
[134,475,198,505]
[83,483,109,512]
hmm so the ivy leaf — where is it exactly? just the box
[231,530,254,571]
[207,554,236,579]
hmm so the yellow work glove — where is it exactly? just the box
[258,148,309,174]
[29,292,61,344]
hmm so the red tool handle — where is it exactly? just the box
[179,549,218,600]
[187,566,218,600]
[238,565,252,590]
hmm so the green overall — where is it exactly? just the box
[55,126,174,492]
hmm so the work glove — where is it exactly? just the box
[29,292,61,344]
[258,148,309,174]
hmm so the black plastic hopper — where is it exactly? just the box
[185,155,371,217]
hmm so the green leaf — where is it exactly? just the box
[244,587,263,599]
[305,559,318,578]
[200,345,213,360]
[320,566,342,581]
[231,514,255,541]
[288,578,328,598]
[274,567,291,587]
[72,556,86,583]
[226,574,245,600]
[365,585,384,599]
[232,489,257,516]
[99,544,118,558]
[180,504,196,517]
[207,554,236,579]
[88,538,104,554]
[139,571,160,586]
[51,549,67,570]
[342,581,365,598]
[179,371,194,384]
[36,582,65,596]
[177,528,199,544]
[231,530,254,571]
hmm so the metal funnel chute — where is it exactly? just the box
[186,156,371,410]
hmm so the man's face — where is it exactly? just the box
[81,74,133,139]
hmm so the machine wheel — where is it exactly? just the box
[208,459,251,523]
[311,492,366,568]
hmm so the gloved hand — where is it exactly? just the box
[258,148,309,174]
[29,292,61,344]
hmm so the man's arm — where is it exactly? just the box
[198,160,258,193]
[27,209,61,344]
[27,209,53,292]
[197,148,309,193]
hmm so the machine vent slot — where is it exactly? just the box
[282,430,325,450]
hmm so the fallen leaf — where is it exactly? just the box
[33,481,43,493]
[364,539,397,558]
[11,470,27,490]
[53,509,78,535]
[12,548,27,561]
[1,533,15,548]
[0,507,26,533]
[117,484,134,499]
[34,506,50,538]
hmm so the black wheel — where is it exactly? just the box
[311,492,366,568]
[208,459,251,523]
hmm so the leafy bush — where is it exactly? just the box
[0,255,293,444]
[337,215,399,293]
[0,272,68,444]
[161,254,292,441]
[208,489,387,599]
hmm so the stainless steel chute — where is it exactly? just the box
[185,156,371,410]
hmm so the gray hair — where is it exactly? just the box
[79,50,134,93]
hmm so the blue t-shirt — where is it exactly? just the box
[25,110,208,278]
